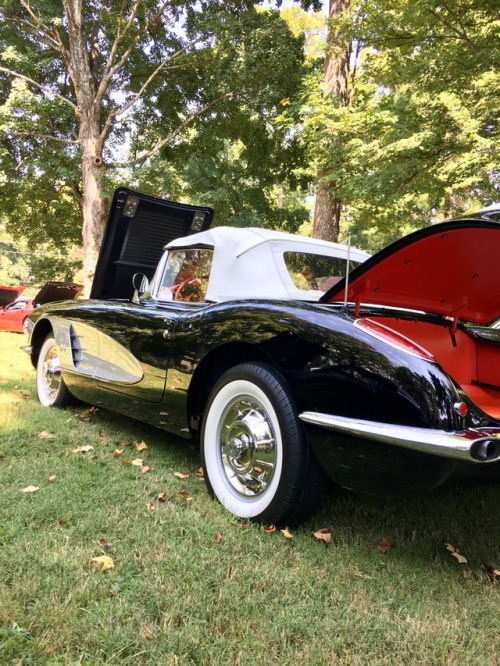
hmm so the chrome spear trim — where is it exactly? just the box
[299,412,500,463]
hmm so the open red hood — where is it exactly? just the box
[0,286,25,307]
[321,218,500,325]
[34,281,83,305]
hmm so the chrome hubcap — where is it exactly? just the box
[42,346,61,399]
[219,396,276,497]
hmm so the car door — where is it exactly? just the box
[0,300,29,332]
[83,188,214,409]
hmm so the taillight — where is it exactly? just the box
[454,401,468,417]
[354,318,435,361]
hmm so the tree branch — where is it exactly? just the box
[96,0,174,108]
[1,129,79,145]
[99,38,199,147]
[96,0,143,104]
[0,66,77,110]
[17,0,60,49]
[110,91,236,168]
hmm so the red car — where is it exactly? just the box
[0,282,83,333]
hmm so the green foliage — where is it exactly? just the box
[129,6,312,232]
[0,1,314,282]
[298,0,500,251]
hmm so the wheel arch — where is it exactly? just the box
[29,319,54,369]
[187,341,280,434]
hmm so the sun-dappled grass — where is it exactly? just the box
[1,331,500,665]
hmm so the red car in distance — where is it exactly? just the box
[0,282,83,333]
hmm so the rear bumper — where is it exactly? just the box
[299,412,500,463]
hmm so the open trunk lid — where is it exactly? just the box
[321,218,500,326]
[0,286,25,307]
[34,282,83,306]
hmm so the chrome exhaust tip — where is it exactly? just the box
[471,438,500,462]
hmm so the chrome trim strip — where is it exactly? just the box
[299,412,500,463]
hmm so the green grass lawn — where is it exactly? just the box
[1,331,499,665]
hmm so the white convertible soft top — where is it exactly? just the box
[162,226,369,302]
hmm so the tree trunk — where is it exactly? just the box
[63,0,106,294]
[80,124,106,290]
[312,0,351,242]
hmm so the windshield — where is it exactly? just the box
[158,249,213,302]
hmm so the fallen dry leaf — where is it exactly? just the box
[39,431,55,440]
[141,465,152,474]
[113,449,123,458]
[121,458,132,465]
[173,471,189,480]
[215,531,223,543]
[97,538,111,548]
[21,485,39,493]
[135,440,148,452]
[377,536,393,553]
[264,524,276,533]
[91,555,114,572]
[313,528,333,543]
[445,543,468,564]
[281,528,294,540]
[76,407,98,422]
[157,492,167,502]
[72,445,94,453]
[48,475,57,482]
[451,551,468,564]
[131,458,144,467]
[145,501,155,512]
[173,490,187,501]
[195,467,205,480]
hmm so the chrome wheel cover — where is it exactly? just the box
[219,395,277,497]
[41,344,62,402]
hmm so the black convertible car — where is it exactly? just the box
[26,189,500,525]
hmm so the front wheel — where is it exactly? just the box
[36,334,74,408]
[201,362,325,526]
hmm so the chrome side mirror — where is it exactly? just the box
[132,272,150,296]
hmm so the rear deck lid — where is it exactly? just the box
[34,282,83,306]
[321,218,500,325]
[91,188,214,300]
[0,286,25,307]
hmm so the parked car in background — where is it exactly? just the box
[24,188,500,526]
[0,282,83,333]
[0,285,25,307]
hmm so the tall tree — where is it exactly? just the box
[299,0,499,251]
[312,0,350,242]
[0,0,306,291]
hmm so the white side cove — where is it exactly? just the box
[51,318,143,384]
[299,412,500,463]
[162,226,370,303]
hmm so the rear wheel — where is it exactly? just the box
[36,334,74,408]
[201,362,325,526]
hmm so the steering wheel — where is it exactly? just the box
[172,278,202,301]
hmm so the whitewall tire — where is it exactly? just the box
[201,362,325,526]
[36,334,74,408]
